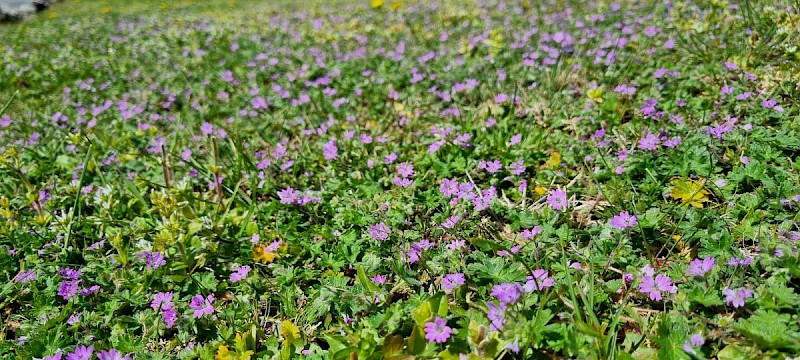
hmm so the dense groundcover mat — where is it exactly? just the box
[1,0,800,358]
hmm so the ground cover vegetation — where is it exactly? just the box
[1,0,800,358]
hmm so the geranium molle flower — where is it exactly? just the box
[686,257,715,277]
[189,294,215,318]
[723,287,752,308]
[441,273,465,293]
[424,317,452,343]
[97,349,132,360]
[639,265,677,301]
[610,211,637,229]
[66,346,93,360]
[230,266,251,282]
[546,188,569,211]
[524,269,554,292]
[491,282,523,304]
[368,223,390,240]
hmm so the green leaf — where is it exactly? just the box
[356,265,377,292]
[412,301,432,327]
[468,321,487,347]
[687,286,724,307]
[716,344,752,360]
[323,335,348,354]
[639,208,661,228]
[281,320,302,346]
[653,315,690,360]
[331,347,358,360]
[279,342,294,360]
[383,335,405,357]
[476,337,500,359]
[407,325,427,355]
[733,310,800,350]
[430,293,449,318]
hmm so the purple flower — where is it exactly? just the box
[487,301,507,331]
[639,271,677,301]
[230,266,251,282]
[424,317,453,343]
[58,268,82,280]
[66,346,93,360]
[520,227,541,239]
[686,257,715,277]
[446,239,465,251]
[251,97,268,110]
[441,273,465,293]
[726,256,753,267]
[151,292,174,310]
[638,134,659,150]
[342,314,356,325]
[162,307,178,327]
[43,354,63,360]
[441,215,460,229]
[610,211,637,229]
[740,156,750,164]
[506,341,520,354]
[508,134,522,146]
[383,152,398,164]
[67,313,81,325]
[484,160,502,173]
[723,287,753,308]
[81,285,100,296]
[393,176,413,188]
[439,178,459,197]
[497,244,522,257]
[13,270,36,284]
[371,274,387,285]
[396,162,414,178]
[508,160,525,176]
[663,137,682,148]
[523,269,554,292]
[87,240,106,251]
[491,283,523,304]
[189,294,215,318]
[546,188,569,211]
[200,122,214,136]
[368,223,390,241]
[322,139,338,160]
[277,187,298,204]
[682,332,705,354]
[137,251,166,270]
[97,349,132,360]
[614,84,637,96]
[58,280,81,300]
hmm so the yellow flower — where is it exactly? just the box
[390,1,403,10]
[371,0,384,8]
[101,6,111,14]
[534,186,547,196]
